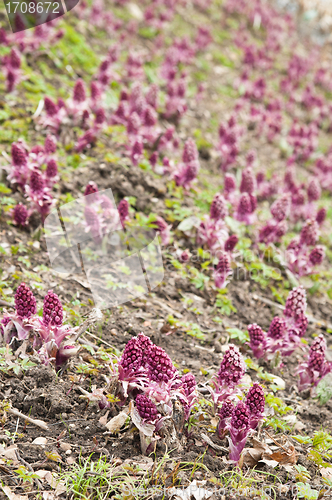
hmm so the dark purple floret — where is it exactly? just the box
[136,394,159,422]
[44,135,57,154]
[309,350,325,373]
[300,219,319,246]
[11,143,26,166]
[245,383,265,416]
[95,108,106,125]
[73,79,86,103]
[271,194,290,222]
[309,246,324,265]
[224,174,236,193]
[216,252,231,276]
[84,181,99,197]
[44,97,58,117]
[120,337,142,373]
[310,334,326,356]
[14,283,37,319]
[30,170,44,193]
[9,48,21,69]
[46,159,58,178]
[224,235,238,252]
[316,208,326,225]
[268,317,286,339]
[13,203,28,226]
[284,286,306,319]
[294,314,308,337]
[218,399,234,420]
[90,81,101,100]
[182,138,198,163]
[148,344,176,383]
[43,290,63,327]
[210,193,227,220]
[217,344,245,386]
[248,324,265,346]
[0,317,12,336]
[231,401,250,430]
[240,167,255,194]
[181,372,196,397]
[118,199,129,223]
[307,179,321,202]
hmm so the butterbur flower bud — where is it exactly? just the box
[84,181,99,198]
[307,179,321,202]
[146,84,158,109]
[182,138,198,163]
[73,79,86,103]
[44,135,57,154]
[271,194,290,222]
[13,203,28,226]
[294,314,308,337]
[149,151,158,167]
[316,208,326,225]
[224,235,238,252]
[9,48,21,69]
[30,170,44,193]
[119,336,143,374]
[240,167,255,194]
[118,199,129,224]
[210,193,227,220]
[309,246,324,265]
[248,323,266,358]
[44,97,58,117]
[43,290,63,327]
[84,206,102,244]
[300,219,319,246]
[0,317,11,336]
[268,317,286,339]
[284,286,306,319]
[245,383,265,417]
[90,81,101,100]
[46,159,58,178]
[231,401,250,431]
[224,174,236,193]
[217,344,245,387]
[214,252,232,288]
[308,350,325,373]
[136,394,159,422]
[95,108,106,125]
[148,344,176,383]
[11,143,26,166]
[228,401,251,462]
[181,373,196,398]
[15,283,37,319]
[217,399,234,439]
[246,150,256,165]
[237,193,254,217]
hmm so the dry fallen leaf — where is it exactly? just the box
[105,409,129,433]
[270,444,298,465]
[239,437,273,468]
[98,411,109,426]
[59,442,71,452]
[1,446,18,461]
[320,467,332,481]
[32,437,47,447]
[1,485,28,500]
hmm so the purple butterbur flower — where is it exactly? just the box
[174,161,199,190]
[245,382,265,429]
[0,317,12,337]
[316,208,326,225]
[182,138,198,163]
[46,159,58,179]
[131,139,143,166]
[248,323,266,359]
[284,286,306,320]
[214,252,232,289]
[298,335,332,392]
[300,219,319,246]
[227,401,251,463]
[268,317,286,340]
[118,199,129,226]
[240,167,255,194]
[43,290,63,327]
[224,173,236,197]
[224,235,238,252]
[44,97,58,117]
[73,79,86,103]
[13,204,29,227]
[307,179,321,202]
[136,393,159,422]
[217,399,234,439]
[146,84,158,109]
[210,193,227,220]
[15,283,37,319]
[153,216,171,246]
[236,193,256,224]
[95,108,106,126]
[309,246,325,266]
[29,170,44,193]
[76,130,96,152]
[271,194,291,222]
[132,393,164,456]
[147,343,177,384]
[90,81,101,101]
[178,372,198,420]
[11,143,27,166]
[44,135,57,154]
[84,181,99,198]
[211,344,245,410]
